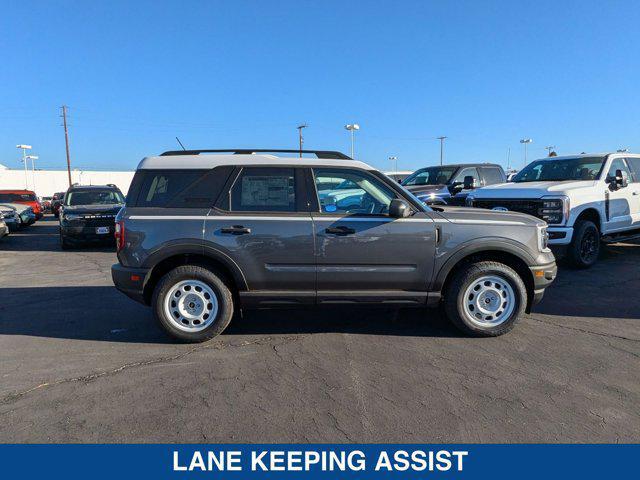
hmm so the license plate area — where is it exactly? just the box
[96,226,109,234]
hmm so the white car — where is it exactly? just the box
[467,153,640,268]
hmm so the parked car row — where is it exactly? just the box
[0,190,41,239]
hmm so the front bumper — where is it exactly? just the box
[111,263,151,304]
[60,224,115,243]
[0,224,8,237]
[529,261,558,307]
[547,226,573,245]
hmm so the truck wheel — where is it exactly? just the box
[152,265,234,343]
[567,220,599,269]
[443,261,527,337]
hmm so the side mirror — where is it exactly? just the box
[389,199,411,218]
[463,175,478,190]
[615,169,629,189]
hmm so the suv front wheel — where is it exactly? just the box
[443,261,527,337]
[152,265,234,342]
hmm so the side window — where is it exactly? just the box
[313,168,397,215]
[606,158,632,183]
[135,170,207,207]
[624,158,640,183]
[479,167,505,185]
[230,167,296,212]
[453,167,480,187]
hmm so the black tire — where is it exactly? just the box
[566,220,600,269]
[60,232,71,250]
[443,261,527,337]
[152,265,234,343]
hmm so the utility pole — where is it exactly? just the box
[61,105,72,187]
[297,124,307,157]
[506,147,511,170]
[437,136,447,166]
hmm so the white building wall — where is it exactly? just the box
[0,167,135,197]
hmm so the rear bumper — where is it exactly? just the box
[529,261,558,306]
[111,263,150,304]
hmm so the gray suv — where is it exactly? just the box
[112,149,557,342]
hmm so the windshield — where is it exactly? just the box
[0,193,36,202]
[65,189,124,206]
[512,157,605,182]
[402,167,458,186]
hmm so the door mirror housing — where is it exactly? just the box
[463,175,478,190]
[615,169,629,189]
[389,198,411,218]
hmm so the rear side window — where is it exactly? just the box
[479,167,505,185]
[229,167,296,212]
[131,167,233,208]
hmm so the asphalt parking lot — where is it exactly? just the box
[1,216,639,443]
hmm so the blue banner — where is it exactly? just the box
[0,444,637,479]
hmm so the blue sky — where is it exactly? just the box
[1,0,639,172]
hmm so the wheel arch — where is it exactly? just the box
[433,241,536,313]
[573,207,603,232]
[141,244,247,305]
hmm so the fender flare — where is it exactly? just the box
[142,241,248,291]
[431,238,536,292]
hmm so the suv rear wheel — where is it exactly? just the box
[443,261,526,337]
[567,220,600,269]
[152,265,234,342]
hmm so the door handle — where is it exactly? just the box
[325,226,356,236]
[221,225,251,235]
[633,191,639,196]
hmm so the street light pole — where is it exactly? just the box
[520,138,533,166]
[344,124,360,159]
[388,156,398,173]
[437,136,447,166]
[297,124,307,158]
[26,155,39,194]
[545,145,555,156]
[16,144,32,190]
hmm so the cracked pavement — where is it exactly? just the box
[0,216,639,442]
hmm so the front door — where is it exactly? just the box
[604,158,634,233]
[310,167,436,302]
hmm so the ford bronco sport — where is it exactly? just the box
[467,153,640,268]
[111,149,556,342]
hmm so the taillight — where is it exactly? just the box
[115,220,125,251]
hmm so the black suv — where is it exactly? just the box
[59,184,125,249]
[402,163,506,206]
[111,149,556,343]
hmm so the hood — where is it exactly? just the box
[470,180,597,199]
[62,204,123,215]
[405,184,448,197]
[436,205,544,227]
[0,203,29,213]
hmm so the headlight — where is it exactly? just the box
[63,214,82,221]
[539,196,569,225]
[538,225,550,252]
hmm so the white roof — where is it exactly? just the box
[137,154,374,171]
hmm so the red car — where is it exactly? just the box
[0,190,43,220]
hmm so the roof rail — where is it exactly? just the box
[159,149,353,160]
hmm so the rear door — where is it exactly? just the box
[479,166,506,186]
[621,157,640,226]
[205,166,315,303]
[310,167,436,303]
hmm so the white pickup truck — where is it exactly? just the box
[467,153,640,268]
